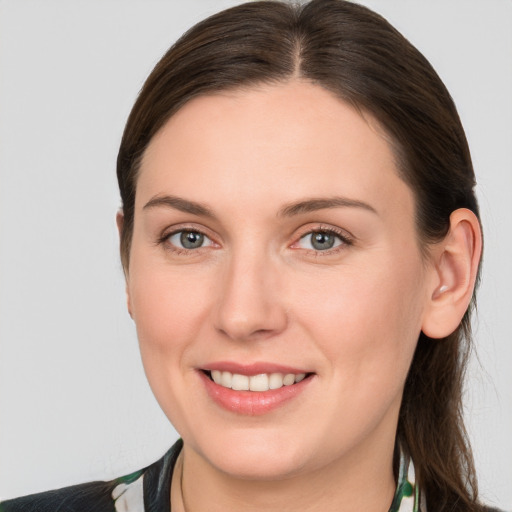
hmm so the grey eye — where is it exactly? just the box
[168,230,212,249]
[181,231,204,249]
[298,231,342,251]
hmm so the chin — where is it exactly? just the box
[190,429,312,481]
[213,452,307,481]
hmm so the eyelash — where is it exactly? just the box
[157,226,215,255]
[157,225,354,256]
[293,226,354,256]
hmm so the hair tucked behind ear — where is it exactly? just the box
[117,2,483,510]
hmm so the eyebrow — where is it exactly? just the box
[142,194,377,218]
[278,197,378,217]
[143,195,215,218]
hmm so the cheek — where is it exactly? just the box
[127,260,216,434]
[127,256,214,374]
[289,253,425,396]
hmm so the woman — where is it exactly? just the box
[0,1,505,511]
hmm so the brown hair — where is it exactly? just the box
[117,1,482,510]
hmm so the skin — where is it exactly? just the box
[120,81,481,512]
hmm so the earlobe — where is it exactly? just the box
[116,210,124,235]
[421,208,482,339]
[116,210,133,319]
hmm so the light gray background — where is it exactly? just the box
[0,0,511,508]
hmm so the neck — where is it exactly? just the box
[171,441,397,512]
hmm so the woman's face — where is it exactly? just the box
[126,81,435,480]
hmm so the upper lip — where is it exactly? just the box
[201,361,312,376]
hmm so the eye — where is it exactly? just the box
[167,230,214,250]
[297,230,345,251]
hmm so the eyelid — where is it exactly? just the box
[156,222,354,254]
[169,230,214,248]
[290,224,355,252]
[157,224,219,252]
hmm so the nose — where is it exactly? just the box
[213,250,288,342]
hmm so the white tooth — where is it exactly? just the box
[249,374,269,392]
[269,373,284,389]
[295,373,306,383]
[283,373,295,386]
[221,371,233,388]
[231,373,250,391]
[211,370,222,384]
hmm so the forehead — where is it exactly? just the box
[137,80,413,220]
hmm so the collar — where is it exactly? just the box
[389,448,425,512]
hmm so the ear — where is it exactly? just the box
[116,209,124,236]
[421,208,482,339]
[116,210,133,318]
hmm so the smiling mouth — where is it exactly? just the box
[203,370,312,392]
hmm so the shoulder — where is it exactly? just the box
[0,440,183,512]
[0,478,121,512]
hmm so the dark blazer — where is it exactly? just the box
[0,439,182,512]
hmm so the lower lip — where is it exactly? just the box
[199,371,313,416]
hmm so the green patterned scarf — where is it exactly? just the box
[389,448,424,512]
